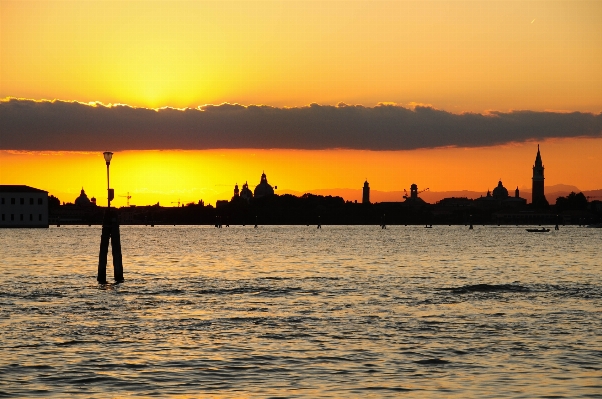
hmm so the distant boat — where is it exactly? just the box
[526,228,550,233]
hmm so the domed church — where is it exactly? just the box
[254,171,275,199]
[74,187,94,206]
[476,180,526,208]
[492,180,509,199]
[240,182,253,202]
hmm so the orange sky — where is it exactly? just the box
[1,138,600,207]
[2,1,601,112]
[1,1,601,203]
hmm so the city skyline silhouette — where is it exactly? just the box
[1,2,602,398]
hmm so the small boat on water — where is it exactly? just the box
[526,228,550,233]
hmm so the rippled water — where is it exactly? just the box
[1,226,601,398]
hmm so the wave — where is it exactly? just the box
[441,283,530,294]
[415,358,450,365]
[437,283,602,301]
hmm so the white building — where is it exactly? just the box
[0,185,49,228]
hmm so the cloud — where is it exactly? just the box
[1,98,601,151]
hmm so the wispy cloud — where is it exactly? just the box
[1,98,601,151]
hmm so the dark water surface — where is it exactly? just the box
[1,226,601,398]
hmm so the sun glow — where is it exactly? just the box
[1,139,600,207]
[2,1,601,111]
[1,2,601,203]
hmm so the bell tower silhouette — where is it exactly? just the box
[531,145,548,207]
[362,180,370,204]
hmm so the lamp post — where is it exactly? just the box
[98,151,123,284]
[104,151,113,208]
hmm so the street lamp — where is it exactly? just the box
[98,151,123,284]
[103,152,114,207]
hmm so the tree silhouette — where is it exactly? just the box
[48,195,61,208]
[555,192,588,211]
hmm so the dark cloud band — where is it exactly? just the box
[1,98,601,151]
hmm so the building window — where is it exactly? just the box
[20,214,23,221]
[30,198,34,205]
[1,214,4,221]
[20,198,24,205]
[38,198,43,205]
[30,214,33,221]
[1,198,4,204]
[11,214,14,221]
[39,214,42,221]
[11,198,15,205]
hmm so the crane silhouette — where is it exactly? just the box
[119,192,132,207]
[403,187,429,199]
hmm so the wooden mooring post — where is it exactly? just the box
[97,208,124,284]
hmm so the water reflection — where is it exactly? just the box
[0,226,600,398]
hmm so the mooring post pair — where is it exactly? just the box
[98,208,124,283]
[97,151,124,284]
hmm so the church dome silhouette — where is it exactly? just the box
[74,187,92,206]
[254,171,274,198]
[240,181,253,202]
[492,180,509,198]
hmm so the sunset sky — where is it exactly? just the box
[1,0,601,206]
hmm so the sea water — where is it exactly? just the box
[1,225,600,398]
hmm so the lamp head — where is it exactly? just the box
[103,151,113,165]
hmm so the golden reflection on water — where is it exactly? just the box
[0,226,601,398]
